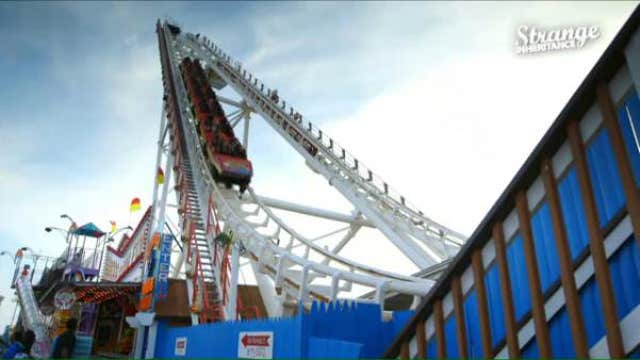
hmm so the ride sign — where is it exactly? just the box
[154,233,173,301]
[238,331,273,359]
[54,288,76,310]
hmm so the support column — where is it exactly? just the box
[597,83,640,244]
[492,223,520,358]
[243,114,251,150]
[541,159,590,357]
[416,320,426,359]
[250,260,282,317]
[433,300,446,359]
[452,277,468,359]
[471,251,492,358]
[568,121,625,358]
[228,242,241,319]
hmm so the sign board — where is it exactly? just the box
[154,234,173,301]
[54,288,76,310]
[238,331,273,359]
[175,337,187,356]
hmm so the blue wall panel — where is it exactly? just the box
[463,289,483,358]
[530,202,561,293]
[609,236,640,319]
[307,337,362,358]
[506,234,532,322]
[579,277,606,347]
[444,314,459,359]
[426,336,437,359]
[557,167,590,261]
[548,307,576,358]
[521,337,539,359]
[484,264,505,348]
[585,129,626,228]
[629,345,640,359]
[617,90,640,186]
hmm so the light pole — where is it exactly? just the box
[0,251,16,290]
[0,251,15,263]
[97,226,133,281]
[48,214,78,266]
[44,226,70,242]
[60,214,77,227]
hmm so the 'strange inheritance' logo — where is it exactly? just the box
[516,25,600,55]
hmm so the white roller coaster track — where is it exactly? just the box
[156,20,466,319]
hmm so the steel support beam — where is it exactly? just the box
[243,115,251,150]
[256,195,373,227]
[217,95,250,110]
[324,224,361,264]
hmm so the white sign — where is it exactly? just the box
[515,25,600,55]
[175,337,187,356]
[54,288,76,310]
[238,331,273,359]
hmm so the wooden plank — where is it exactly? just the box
[452,277,468,358]
[541,158,590,357]
[567,121,625,357]
[433,299,446,359]
[471,251,493,357]
[399,341,410,360]
[516,192,552,358]
[597,82,640,245]
[416,320,426,359]
[492,222,521,358]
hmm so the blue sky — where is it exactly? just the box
[0,1,637,327]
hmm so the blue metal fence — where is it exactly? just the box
[154,302,412,358]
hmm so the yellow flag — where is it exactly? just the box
[130,198,141,212]
[156,167,165,184]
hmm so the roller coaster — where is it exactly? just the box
[149,19,468,325]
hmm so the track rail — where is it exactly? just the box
[159,22,435,308]
[175,32,466,269]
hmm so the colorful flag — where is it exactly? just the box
[130,198,141,212]
[156,167,165,184]
[110,221,116,234]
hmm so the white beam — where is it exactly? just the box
[329,224,361,256]
[217,95,248,109]
[230,112,244,128]
[243,115,250,150]
[250,260,282,317]
[256,195,373,227]
[227,242,240,320]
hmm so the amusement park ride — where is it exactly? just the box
[146,18,467,326]
[11,19,468,358]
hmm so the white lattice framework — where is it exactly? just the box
[151,20,468,322]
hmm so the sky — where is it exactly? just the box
[0,1,637,328]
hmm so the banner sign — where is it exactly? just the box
[238,332,273,359]
[154,233,173,301]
